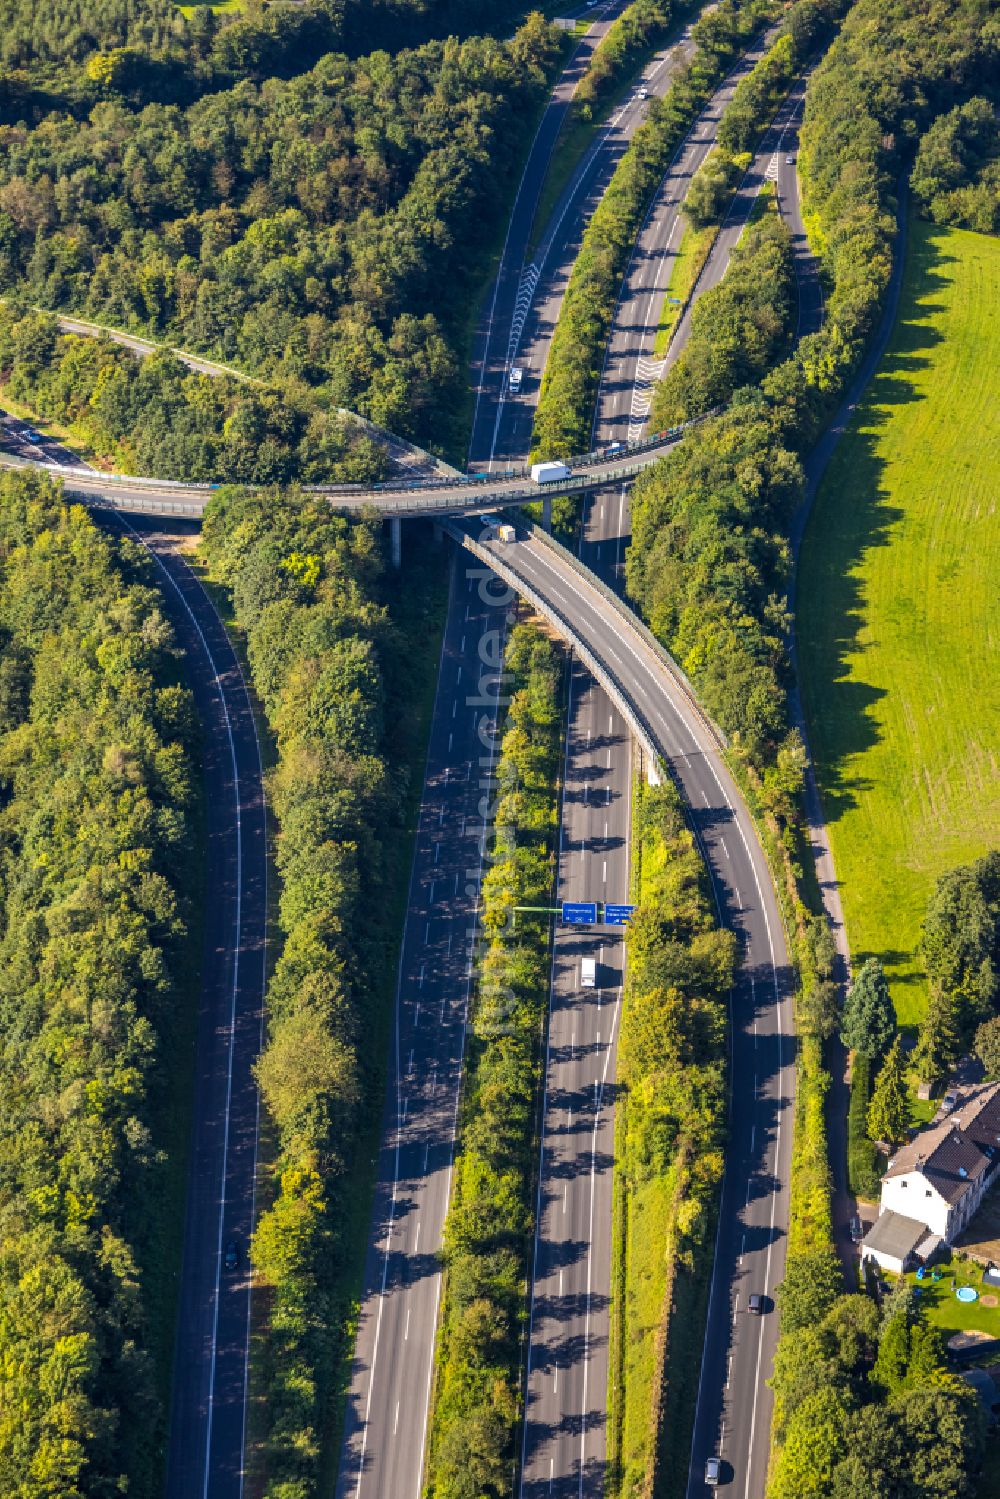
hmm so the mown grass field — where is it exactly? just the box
[798,221,1000,1029]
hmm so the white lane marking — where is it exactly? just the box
[434,841,441,863]
[414,609,506,1490]
[447,732,453,752]
[577,989,623,1498]
[404,1308,411,1341]
[602,860,607,882]
[111,517,269,1499]
[394,1402,399,1437]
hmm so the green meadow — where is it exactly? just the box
[798,220,1000,1028]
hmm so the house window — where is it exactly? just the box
[926,1189,932,1197]
[901,1180,907,1188]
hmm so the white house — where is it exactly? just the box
[861,1082,1000,1275]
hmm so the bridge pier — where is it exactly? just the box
[541,494,552,533]
[389,516,402,569]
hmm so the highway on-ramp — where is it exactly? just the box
[592,27,781,444]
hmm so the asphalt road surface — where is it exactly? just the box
[336,552,521,1499]
[660,78,808,377]
[100,513,268,1499]
[518,659,631,1498]
[592,28,781,445]
[0,409,81,468]
[468,7,699,469]
[0,433,692,519]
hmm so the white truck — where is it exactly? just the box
[581,957,597,989]
[530,460,571,484]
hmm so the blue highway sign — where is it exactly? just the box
[604,903,636,926]
[562,901,598,925]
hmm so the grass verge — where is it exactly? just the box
[606,778,734,1497]
[652,218,718,355]
[798,220,1000,1028]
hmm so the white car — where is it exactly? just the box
[705,1456,721,1487]
[638,85,649,99]
[508,366,523,391]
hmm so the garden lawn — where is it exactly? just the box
[798,221,1000,1029]
[900,1259,1000,1346]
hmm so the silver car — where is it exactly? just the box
[705,1456,721,1486]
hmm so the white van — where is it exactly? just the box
[581,957,597,989]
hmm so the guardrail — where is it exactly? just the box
[522,519,728,754]
[315,412,722,499]
[446,522,668,780]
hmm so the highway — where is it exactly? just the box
[592,27,781,443]
[517,662,631,1499]
[0,32,820,1499]
[335,556,518,1499]
[107,515,268,1499]
[468,6,700,469]
[513,53,828,1499]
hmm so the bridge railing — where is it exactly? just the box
[519,519,728,753]
[446,521,669,779]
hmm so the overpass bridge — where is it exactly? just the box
[0,416,697,527]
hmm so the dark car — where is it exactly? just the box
[849,1215,863,1242]
[748,1293,765,1314]
[224,1239,239,1272]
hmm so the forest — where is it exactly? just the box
[0,13,561,453]
[0,0,536,106]
[649,205,796,425]
[0,470,198,1496]
[0,307,385,483]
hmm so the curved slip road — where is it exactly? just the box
[102,513,268,1499]
[511,67,829,1499]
